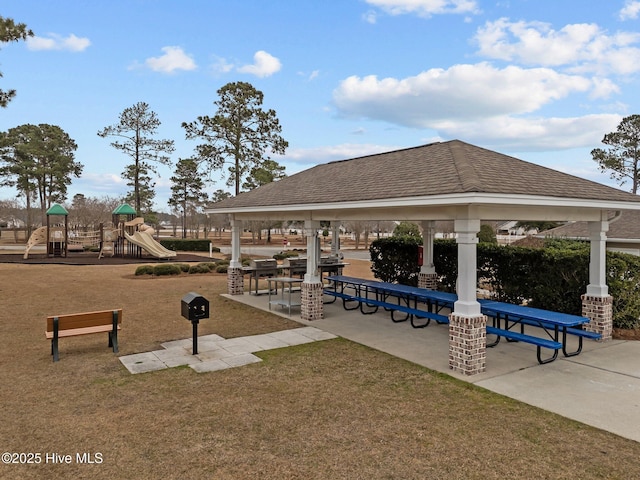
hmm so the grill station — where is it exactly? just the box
[282,257,307,278]
[245,259,279,295]
[319,256,344,277]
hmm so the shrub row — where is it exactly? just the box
[158,239,219,252]
[369,237,640,329]
[135,260,229,276]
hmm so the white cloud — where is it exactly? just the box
[333,63,593,127]
[211,56,235,75]
[432,114,622,151]
[620,1,640,20]
[362,10,378,24]
[26,33,91,52]
[365,0,480,17]
[237,50,282,78]
[474,18,640,75]
[331,64,624,150]
[280,143,402,166]
[144,46,197,74]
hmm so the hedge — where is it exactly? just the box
[370,237,640,329]
[158,239,219,252]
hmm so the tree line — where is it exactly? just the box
[1,80,287,235]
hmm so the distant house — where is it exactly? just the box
[539,210,640,255]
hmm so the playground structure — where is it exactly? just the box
[23,203,177,260]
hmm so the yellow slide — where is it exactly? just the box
[124,231,177,259]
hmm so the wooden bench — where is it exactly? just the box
[486,325,562,364]
[46,309,122,362]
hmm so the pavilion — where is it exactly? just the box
[205,140,640,375]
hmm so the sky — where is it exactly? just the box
[1,0,640,212]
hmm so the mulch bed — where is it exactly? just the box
[0,252,217,265]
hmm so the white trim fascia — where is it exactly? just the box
[205,192,640,215]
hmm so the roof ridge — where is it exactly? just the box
[326,142,441,165]
[448,140,484,192]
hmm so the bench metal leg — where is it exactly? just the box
[561,329,583,357]
[537,346,559,364]
[52,317,59,362]
[110,310,119,353]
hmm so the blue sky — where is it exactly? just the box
[1,0,640,211]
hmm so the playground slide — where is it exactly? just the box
[124,231,177,258]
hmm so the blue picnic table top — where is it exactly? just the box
[479,300,589,327]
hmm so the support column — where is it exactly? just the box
[582,219,612,340]
[301,220,324,320]
[226,218,244,295]
[449,218,486,375]
[419,220,438,289]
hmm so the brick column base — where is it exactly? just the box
[581,294,613,341]
[449,313,487,375]
[418,272,438,290]
[301,282,324,321]
[227,268,245,295]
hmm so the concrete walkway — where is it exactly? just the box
[119,327,337,374]
[228,289,640,444]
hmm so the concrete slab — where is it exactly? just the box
[194,348,237,362]
[160,338,193,350]
[119,352,168,374]
[570,341,640,378]
[268,329,317,346]
[190,359,232,373]
[215,338,263,354]
[476,357,640,443]
[120,327,334,375]
[223,292,640,443]
[242,333,292,350]
[222,353,262,368]
[152,347,197,367]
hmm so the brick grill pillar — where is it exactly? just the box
[301,281,324,321]
[227,268,245,296]
[418,272,438,290]
[581,294,613,341]
[449,313,487,375]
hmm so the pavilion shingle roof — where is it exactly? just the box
[543,210,640,240]
[209,140,640,209]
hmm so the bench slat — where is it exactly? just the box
[45,324,122,339]
[486,326,561,364]
[486,326,562,350]
[46,309,123,332]
[324,289,449,325]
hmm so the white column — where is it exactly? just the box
[586,220,609,297]
[420,220,436,275]
[230,218,242,269]
[453,218,481,317]
[304,220,322,283]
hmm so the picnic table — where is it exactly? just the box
[324,275,451,326]
[479,300,598,362]
[324,275,599,364]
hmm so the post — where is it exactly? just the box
[301,220,324,321]
[192,320,199,355]
[419,220,438,289]
[227,217,244,295]
[449,218,486,375]
[582,218,613,340]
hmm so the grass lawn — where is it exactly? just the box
[0,259,638,479]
